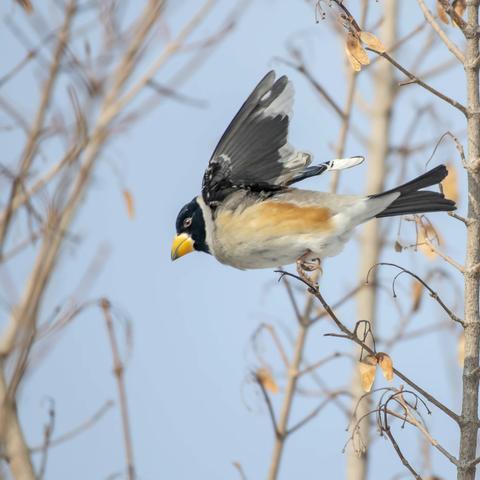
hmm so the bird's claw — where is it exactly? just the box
[296,256,322,289]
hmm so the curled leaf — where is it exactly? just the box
[123,189,135,219]
[437,1,450,24]
[345,48,362,72]
[411,281,424,312]
[442,163,459,203]
[417,222,443,260]
[15,0,33,13]
[358,354,377,392]
[394,240,403,253]
[376,352,394,381]
[256,367,279,394]
[453,0,466,18]
[359,31,386,53]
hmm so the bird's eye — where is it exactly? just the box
[183,217,192,228]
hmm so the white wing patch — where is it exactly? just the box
[261,80,294,118]
[326,156,365,171]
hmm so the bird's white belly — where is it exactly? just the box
[212,229,354,269]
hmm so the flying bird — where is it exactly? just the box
[171,71,456,273]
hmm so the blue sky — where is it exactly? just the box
[1,1,468,478]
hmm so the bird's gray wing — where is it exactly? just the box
[201,71,365,207]
[202,71,312,206]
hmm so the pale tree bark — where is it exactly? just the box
[458,2,480,479]
[346,3,397,479]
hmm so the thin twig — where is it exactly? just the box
[37,398,55,480]
[384,427,423,479]
[0,0,77,257]
[276,270,460,423]
[254,372,279,438]
[373,50,467,116]
[287,397,331,435]
[367,263,464,326]
[416,0,465,63]
[30,400,114,453]
[396,392,459,466]
[232,461,248,480]
[101,299,135,480]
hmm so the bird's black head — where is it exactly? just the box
[171,197,210,260]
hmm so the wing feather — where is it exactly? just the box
[201,72,364,207]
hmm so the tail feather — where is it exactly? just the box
[371,165,456,218]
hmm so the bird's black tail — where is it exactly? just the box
[372,165,456,218]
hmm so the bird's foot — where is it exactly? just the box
[296,255,322,290]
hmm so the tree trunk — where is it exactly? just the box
[458,2,480,479]
[346,4,397,479]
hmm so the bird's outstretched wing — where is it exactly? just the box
[201,71,363,207]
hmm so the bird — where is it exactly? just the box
[171,71,456,275]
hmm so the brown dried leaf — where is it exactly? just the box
[256,367,279,394]
[346,33,370,65]
[376,352,394,381]
[358,355,377,392]
[345,47,362,72]
[15,0,33,12]
[457,333,465,367]
[437,1,449,24]
[359,31,386,53]
[123,189,135,219]
[411,281,424,312]
[418,222,443,260]
[453,0,466,18]
[442,163,459,203]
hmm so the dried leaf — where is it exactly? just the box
[346,33,370,66]
[123,189,135,219]
[394,240,403,252]
[376,352,394,381]
[358,355,377,392]
[345,46,362,72]
[359,31,386,53]
[15,0,33,12]
[437,1,449,24]
[457,333,465,367]
[442,163,459,203]
[344,33,369,73]
[411,281,424,312]
[453,0,466,18]
[256,367,279,394]
[418,222,443,260]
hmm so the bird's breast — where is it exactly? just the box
[211,201,335,269]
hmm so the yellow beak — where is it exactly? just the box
[171,233,194,261]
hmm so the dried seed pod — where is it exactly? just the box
[359,31,386,53]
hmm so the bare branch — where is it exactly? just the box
[275,270,460,423]
[367,263,465,326]
[30,400,114,453]
[0,0,77,257]
[254,372,279,439]
[416,0,465,63]
[373,50,467,115]
[101,299,135,480]
[37,399,55,480]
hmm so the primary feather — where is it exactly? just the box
[202,71,354,207]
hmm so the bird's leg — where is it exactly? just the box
[296,252,322,288]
